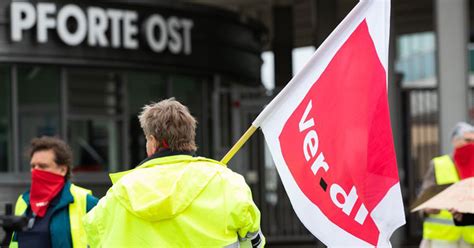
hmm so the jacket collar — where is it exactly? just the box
[109,149,195,184]
[137,148,194,166]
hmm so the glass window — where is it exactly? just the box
[128,72,167,114]
[396,32,436,86]
[18,66,60,171]
[69,119,121,172]
[261,51,275,90]
[292,46,315,76]
[171,75,206,155]
[0,66,11,172]
[127,72,167,166]
[67,69,124,173]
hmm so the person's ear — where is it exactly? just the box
[148,135,157,147]
[58,165,67,177]
[146,135,159,156]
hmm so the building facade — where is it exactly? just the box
[1,0,473,246]
[0,0,266,210]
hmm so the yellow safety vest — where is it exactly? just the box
[423,155,474,243]
[10,184,92,248]
[83,155,264,248]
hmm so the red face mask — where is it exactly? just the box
[453,143,474,179]
[30,169,65,217]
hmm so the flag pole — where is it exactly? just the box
[220,125,258,164]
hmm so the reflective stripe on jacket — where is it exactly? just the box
[423,155,474,243]
[10,183,94,248]
[83,155,265,247]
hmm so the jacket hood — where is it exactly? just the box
[110,155,220,222]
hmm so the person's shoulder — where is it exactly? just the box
[185,156,226,171]
[190,156,225,166]
[16,191,29,205]
[69,183,92,194]
[19,190,29,199]
[69,183,98,203]
[189,157,247,183]
[431,154,452,162]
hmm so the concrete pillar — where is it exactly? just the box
[272,5,293,88]
[435,0,469,154]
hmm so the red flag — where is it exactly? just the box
[254,0,405,246]
[278,20,397,245]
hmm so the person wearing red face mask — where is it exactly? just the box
[419,122,474,248]
[10,136,98,248]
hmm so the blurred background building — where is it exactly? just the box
[0,0,473,247]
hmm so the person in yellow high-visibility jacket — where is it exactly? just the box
[419,122,474,248]
[83,98,264,248]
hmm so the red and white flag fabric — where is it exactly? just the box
[254,0,405,246]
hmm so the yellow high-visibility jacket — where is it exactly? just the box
[423,155,474,243]
[83,154,264,247]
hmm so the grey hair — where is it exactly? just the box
[451,122,474,141]
[138,98,197,152]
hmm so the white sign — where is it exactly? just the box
[10,2,193,55]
